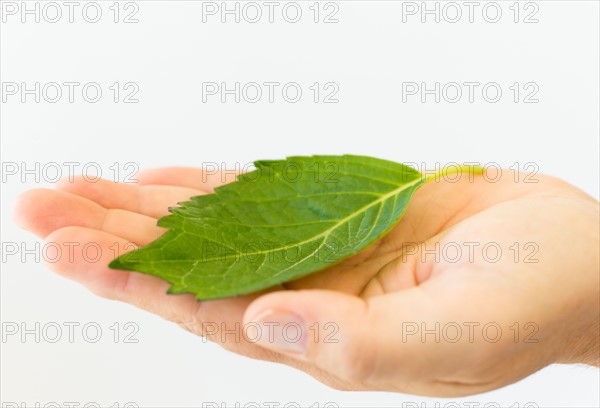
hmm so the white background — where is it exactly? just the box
[1,1,599,407]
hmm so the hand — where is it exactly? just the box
[13,166,599,396]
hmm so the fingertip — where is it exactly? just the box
[12,188,55,236]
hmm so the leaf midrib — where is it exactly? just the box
[145,176,422,266]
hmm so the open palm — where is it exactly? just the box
[14,166,599,396]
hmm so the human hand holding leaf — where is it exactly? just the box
[109,156,480,299]
[13,156,599,396]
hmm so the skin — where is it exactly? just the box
[13,166,600,397]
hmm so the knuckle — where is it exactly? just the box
[174,314,206,337]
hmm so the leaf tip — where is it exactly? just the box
[108,257,125,270]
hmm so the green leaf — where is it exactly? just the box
[109,155,462,300]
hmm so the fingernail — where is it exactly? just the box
[249,309,308,354]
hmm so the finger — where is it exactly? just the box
[42,226,337,384]
[42,226,363,390]
[136,167,240,191]
[194,290,359,390]
[242,288,469,393]
[43,226,206,323]
[55,177,203,218]
[243,290,387,384]
[14,188,104,238]
[14,188,164,246]
[43,225,256,342]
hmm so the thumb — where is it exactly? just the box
[243,289,428,384]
